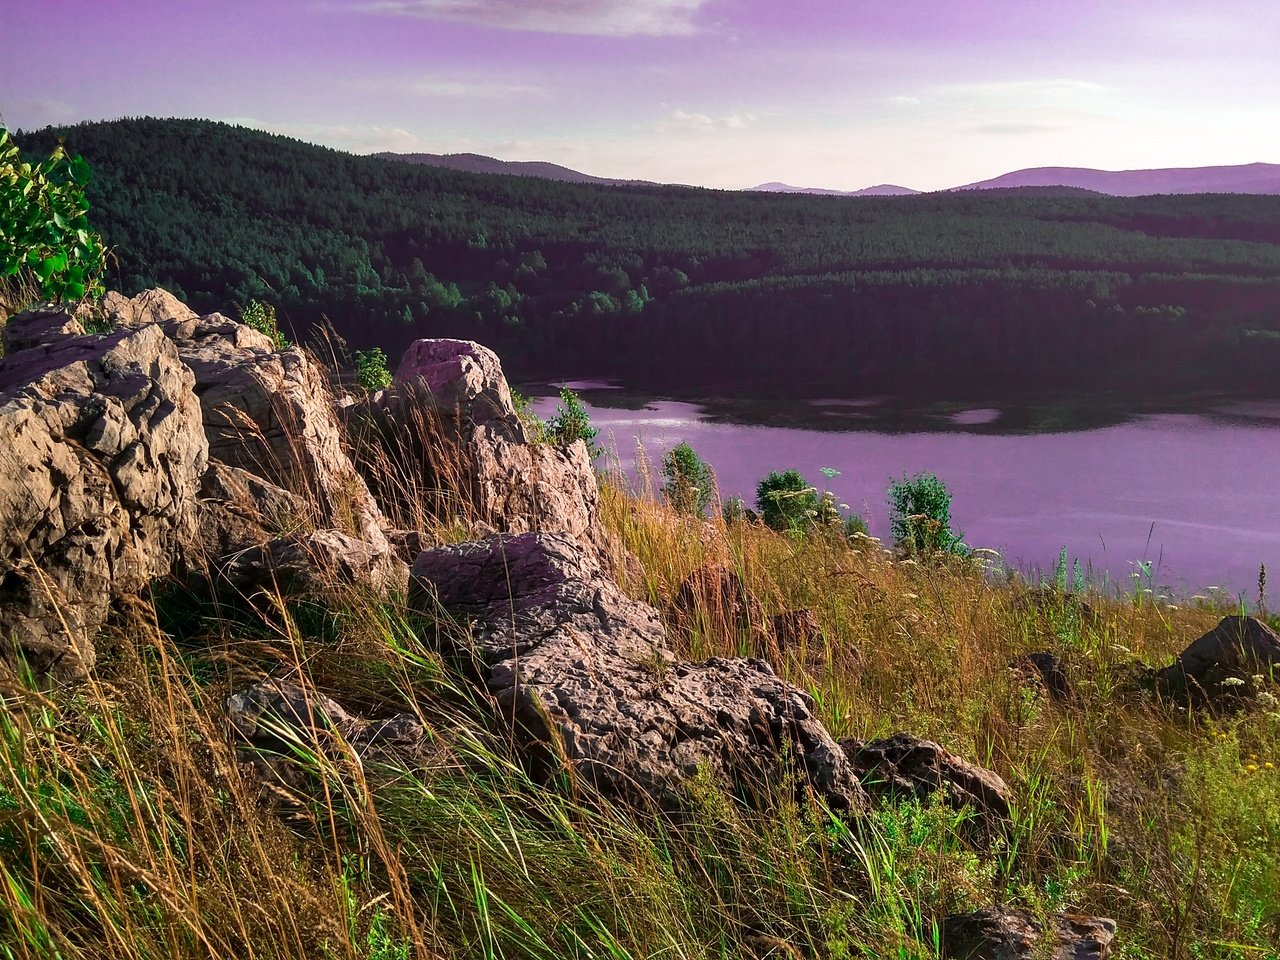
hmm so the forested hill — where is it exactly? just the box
[16,117,1280,398]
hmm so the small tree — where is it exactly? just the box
[354,347,392,392]
[887,471,965,554]
[1,129,107,313]
[545,388,600,460]
[239,300,287,349]
[661,441,714,516]
[756,469,818,532]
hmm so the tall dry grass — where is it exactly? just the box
[0,415,1278,959]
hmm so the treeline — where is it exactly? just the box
[15,117,1280,397]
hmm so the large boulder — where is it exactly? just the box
[98,290,395,584]
[409,532,867,813]
[1155,615,1280,704]
[842,733,1012,829]
[353,339,611,563]
[942,906,1116,959]
[0,319,208,677]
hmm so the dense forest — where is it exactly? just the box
[15,118,1280,398]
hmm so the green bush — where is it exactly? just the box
[354,347,392,392]
[239,299,287,349]
[544,388,600,460]
[756,469,819,532]
[661,441,714,517]
[887,471,965,554]
[0,128,106,308]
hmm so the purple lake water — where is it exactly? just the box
[531,385,1280,599]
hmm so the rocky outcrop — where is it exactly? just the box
[410,532,867,813]
[842,733,1012,827]
[942,906,1116,959]
[0,322,208,677]
[353,339,610,562]
[1155,615,1280,704]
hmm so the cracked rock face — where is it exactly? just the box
[0,321,208,677]
[355,339,612,563]
[410,532,867,813]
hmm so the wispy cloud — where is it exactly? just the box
[350,0,709,37]
[354,76,549,99]
[974,122,1064,136]
[658,109,756,133]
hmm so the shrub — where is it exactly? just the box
[239,299,287,349]
[661,441,714,517]
[354,347,392,392]
[0,128,107,311]
[722,497,751,524]
[544,387,600,460]
[887,471,965,554]
[756,469,818,532]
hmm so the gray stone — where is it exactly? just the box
[842,732,1012,827]
[410,532,867,813]
[942,906,1116,959]
[0,319,208,677]
[1156,615,1280,702]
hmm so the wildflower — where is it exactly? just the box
[1266,762,1276,770]
[1246,763,1259,773]
[1219,677,1247,687]
[1257,692,1280,709]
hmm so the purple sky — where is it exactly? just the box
[3,0,1278,190]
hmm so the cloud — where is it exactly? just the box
[659,110,756,133]
[889,95,921,106]
[351,0,709,37]
[2,96,78,129]
[354,76,548,99]
[974,122,1064,136]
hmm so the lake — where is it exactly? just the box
[530,384,1280,599]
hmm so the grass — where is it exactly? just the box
[2,431,1279,958]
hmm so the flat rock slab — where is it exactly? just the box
[411,532,867,813]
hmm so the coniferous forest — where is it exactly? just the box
[17,117,1280,398]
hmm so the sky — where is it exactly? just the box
[3,0,1279,191]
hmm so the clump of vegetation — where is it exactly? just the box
[239,299,288,349]
[661,441,714,516]
[354,346,393,392]
[0,128,106,316]
[544,387,600,460]
[888,471,966,555]
[756,468,819,532]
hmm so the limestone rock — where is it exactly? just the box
[221,528,408,597]
[410,532,867,813]
[354,339,610,562]
[1156,615,1280,703]
[842,732,1011,826]
[0,319,208,677]
[2,307,86,354]
[942,906,1116,959]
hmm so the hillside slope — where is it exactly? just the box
[16,118,1280,399]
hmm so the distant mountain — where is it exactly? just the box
[375,151,655,187]
[749,181,920,197]
[953,162,1280,197]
